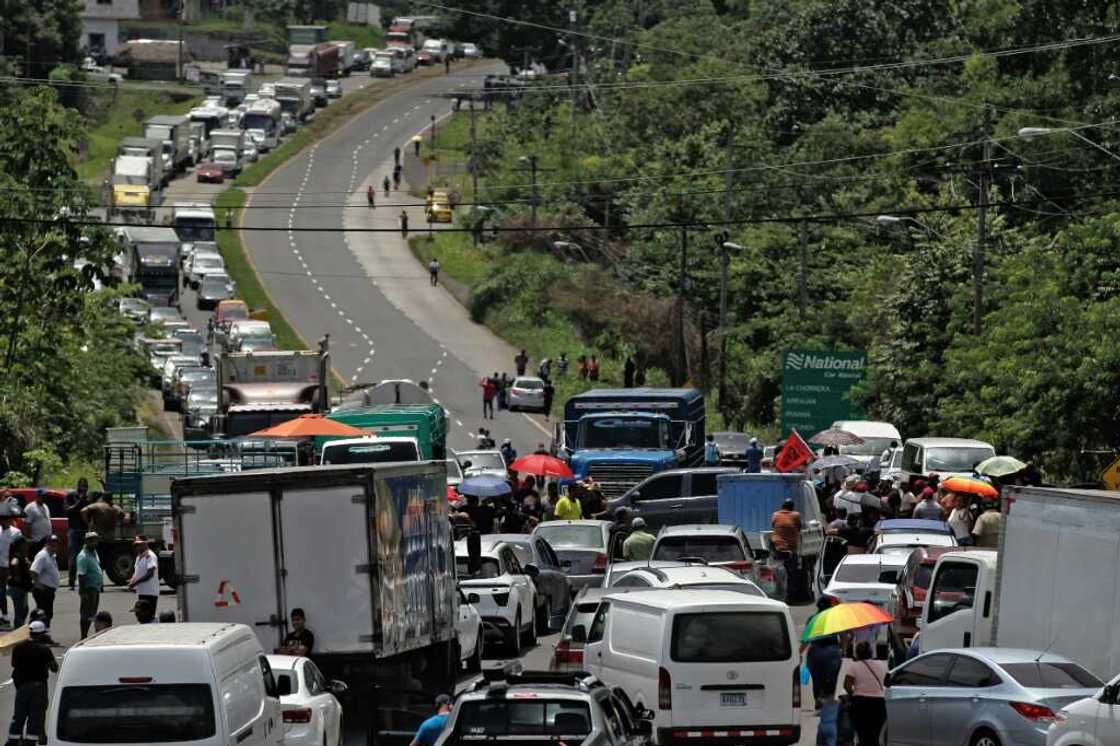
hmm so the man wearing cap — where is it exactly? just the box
[410,694,453,746]
[76,532,103,639]
[912,488,943,520]
[23,491,51,557]
[29,536,59,627]
[6,620,57,746]
[622,517,655,561]
[744,437,764,473]
[127,536,160,612]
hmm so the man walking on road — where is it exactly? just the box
[383,175,391,198]
[410,694,452,746]
[515,349,529,376]
[770,499,802,602]
[367,184,375,208]
[705,434,719,465]
[479,376,497,419]
[128,536,159,612]
[0,514,23,627]
[623,518,655,560]
[76,532,103,639]
[428,258,440,286]
[400,209,409,238]
[6,620,56,746]
[64,478,90,590]
[744,437,764,473]
[29,536,59,628]
[23,491,50,557]
[393,146,401,167]
[542,379,555,420]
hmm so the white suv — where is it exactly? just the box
[456,540,538,655]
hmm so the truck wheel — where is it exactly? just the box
[106,548,134,586]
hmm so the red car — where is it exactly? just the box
[888,545,973,649]
[5,488,71,566]
[416,50,434,66]
[196,161,225,183]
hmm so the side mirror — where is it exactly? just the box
[467,593,480,604]
[524,563,540,578]
[570,625,587,643]
[329,680,349,696]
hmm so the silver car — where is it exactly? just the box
[885,648,1103,746]
[508,375,546,412]
[531,520,614,593]
[456,449,507,479]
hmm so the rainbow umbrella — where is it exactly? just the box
[800,602,893,642]
[941,475,999,499]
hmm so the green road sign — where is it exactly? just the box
[780,349,867,437]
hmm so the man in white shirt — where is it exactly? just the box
[832,475,863,516]
[0,515,23,626]
[128,537,160,611]
[29,536,59,627]
[22,492,51,555]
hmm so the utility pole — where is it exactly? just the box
[529,155,539,230]
[468,100,478,202]
[974,107,992,335]
[677,223,689,386]
[718,128,734,410]
[569,9,579,116]
[176,0,184,81]
[797,218,809,317]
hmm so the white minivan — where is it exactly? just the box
[900,436,996,482]
[581,589,800,745]
[49,623,284,746]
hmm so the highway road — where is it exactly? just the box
[238,62,552,454]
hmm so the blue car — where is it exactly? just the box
[885,647,1103,746]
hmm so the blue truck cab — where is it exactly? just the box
[557,388,705,498]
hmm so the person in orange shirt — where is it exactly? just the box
[771,499,802,602]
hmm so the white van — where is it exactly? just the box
[319,436,421,465]
[899,437,996,482]
[830,420,902,458]
[581,590,800,745]
[49,623,284,746]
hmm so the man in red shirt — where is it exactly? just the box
[771,499,802,602]
[479,376,497,419]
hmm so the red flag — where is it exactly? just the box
[775,429,814,473]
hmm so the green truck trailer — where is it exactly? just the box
[326,403,448,460]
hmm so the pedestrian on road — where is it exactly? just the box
[225,209,233,228]
[623,356,636,388]
[841,641,887,746]
[912,488,942,520]
[23,491,51,557]
[770,499,802,603]
[804,596,843,709]
[393,146,401,166]
[8,537,31,628]
[497,373,510,410]
[552,488,583,522]
[64,478,90,590]
[537,358,551,382]
[947,493,974,544]
[542,379,555,420]
[971,500,1002,548]
[127,536,159,612]
[367,184,375,208]
[413,136,422,157]
[744,437,764,473]
[500,438,516,465]
[622,518,655,560]
[479,376,497,419]
[280,608,315,656]
[515,349,529,376]
[93,610,112,634]
[76,532,102,640]
[428,258,440,286]
[29,536,59,628]
[444,55,451,75]
[587,355,600,381]
[400,209,409,237]
[0,515,23,627]
[705,434,719,465]
[457,494,495,534]
[410,693,453,746]
[80,493,124,544]
[383,175,391,197]
[5,620,57,746]
[635,364,647,386]
[393,164,402,189]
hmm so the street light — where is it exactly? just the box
[713,238,742,411]
[876,214,946,240]
[1017,126,1120,164]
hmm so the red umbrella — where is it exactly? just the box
[509,454,574,479]
[249,414,367,439]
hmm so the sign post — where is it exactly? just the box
[780,349,867,437]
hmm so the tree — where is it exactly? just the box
[0,0,84,75]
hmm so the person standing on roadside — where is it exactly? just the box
[127,536,159,612]
[23,491,51,557]
[542,378,555,420]
[479,375,497,419]
[0,515,22,627]
[744,437,764,473]
[515,349,529,376]
[587,355,600,381]
[393,146,401,167]
[29,536,59,628]
[76,532,103,640]
[64,479,91,591]
[428,257,441,286]
[8,537,31,628]
[623,356,636,388]
[400,209,409,238]
[383,174,391,198]
[367,184,375,208]
[5,620,57,746]
[770,499,802,602]
[705,434,719,465]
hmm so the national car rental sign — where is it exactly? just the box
[780,349,867,437]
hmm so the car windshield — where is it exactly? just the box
[671,612,791,662]
[534,525,604,549]
[456,557,502,579]
[713,433,750,449]
[841,436,897,457]
[456,700,591,737]
[514,379,543,390]
[219,304,249,321]
[833,563,898,584]
[1001,662,1103,689]
[580,416,667,449]
[653,536,745,563]
[188,390,218,408]
[925,446,995,472]
[460,452,505,471]
[180,369,212,383]
[201,274,230,290]
[57,683,215,743]
[323,441,419,464]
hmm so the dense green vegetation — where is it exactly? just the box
[429,0,1120,481]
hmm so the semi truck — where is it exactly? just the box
[274,77,313,121]
[327,402,448,460]
[220,70,252,106]
[556,388,706,498]
[109,156,158,222]
[212,343,330,439]
[332,40,356,75]
[918,486,1120,679]
[118,226,181,307]
[172,462,458,743]
[242,98,282,152]
[143,114,192,177]
[287,41,341,79]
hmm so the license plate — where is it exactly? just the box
[720,693,747,707]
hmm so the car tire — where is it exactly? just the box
[106,547,134,586]
[523,600,537,647]
[970,729,1001,746]
[469,627,484,672]
[536,598,551,635]
[507,612,522,656]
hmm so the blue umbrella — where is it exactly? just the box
[458,474,512,498]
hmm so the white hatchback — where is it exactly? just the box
[455,539,538,655]
[266,655,345,746]
[508,376,546,412]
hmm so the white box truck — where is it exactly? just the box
[274,77,313,122]
[144,114,192,176]
[221,69,252,106]
[919,486,1120,679]
[172,463,458,743]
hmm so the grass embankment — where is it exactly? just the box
[326,21,384,49]
[76,86,202,182]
